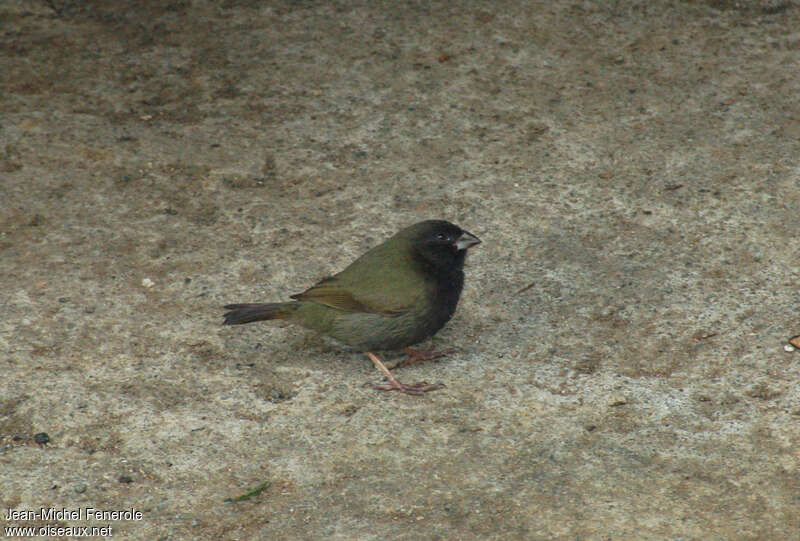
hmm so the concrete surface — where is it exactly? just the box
[2,1,799,539]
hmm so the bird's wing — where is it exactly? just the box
[289,242,427,316]
[290,275,411,316]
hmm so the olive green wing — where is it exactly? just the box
[290,275,412,316]
[289,242,425,316]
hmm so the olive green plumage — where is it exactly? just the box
[223,220,480,351]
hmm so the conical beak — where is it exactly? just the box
[455,230,481,251]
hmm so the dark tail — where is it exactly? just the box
[223,303,295,325]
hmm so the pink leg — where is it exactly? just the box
[388,347,455,370]
[365,352,444,395]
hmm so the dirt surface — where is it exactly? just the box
[2,1,799,539]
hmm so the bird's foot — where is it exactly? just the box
[371,380,445,395]
[364,351,444,396]
[389,347,455,370]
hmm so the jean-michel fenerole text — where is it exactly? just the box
[5,507,143,521]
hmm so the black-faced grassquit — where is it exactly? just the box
[223,220,480,395]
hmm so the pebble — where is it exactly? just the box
[608,394,628,407]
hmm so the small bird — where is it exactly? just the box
[223,220,481,395]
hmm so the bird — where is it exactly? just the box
[223,220,481,395]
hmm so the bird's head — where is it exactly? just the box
[401,220,481,273]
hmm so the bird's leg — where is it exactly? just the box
[365,352,444,395]
[388,347,456,370]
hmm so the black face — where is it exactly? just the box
[412,220,474,274]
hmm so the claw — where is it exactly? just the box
[371,381,445,395]
[364,351,444,396]
[389,347,455,370]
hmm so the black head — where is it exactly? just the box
[404,220,481,274]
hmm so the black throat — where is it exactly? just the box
[413,248,466,331]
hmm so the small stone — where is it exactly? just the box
[608,395,627,407]
[119,475,133,484]
[34,432,50,445]
[141,278,155,288]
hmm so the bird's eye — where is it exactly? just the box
[436,233,448,241]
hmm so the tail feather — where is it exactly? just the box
[223,303,294,325]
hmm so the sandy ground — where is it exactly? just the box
[2,1,799,539]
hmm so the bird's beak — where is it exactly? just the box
[455,230,481,251]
